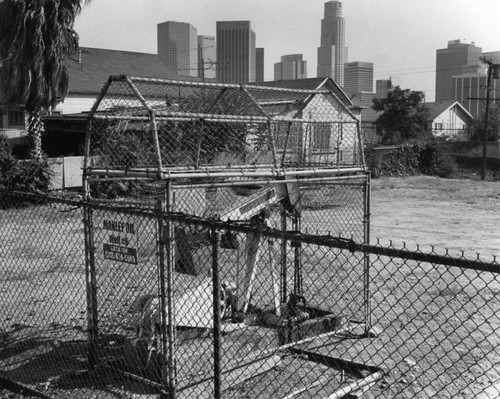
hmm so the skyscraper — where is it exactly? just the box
[216,21,256,84]
[255,48,265,82]
[157,21,198,78]
[452,71,498,119]
[317,1,347,85]
[343,62,374,106]
[435,39,482,102]
[274,54,307,81]
[376,79,392,99]
[198,35,216,80]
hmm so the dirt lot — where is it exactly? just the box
[370,175,500,258]
[1,176,500,398]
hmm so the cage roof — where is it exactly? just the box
[90,75,356,123]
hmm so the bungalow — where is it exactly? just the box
[425,100,473,141]
[360,100,473,145]
[249,77,359,117]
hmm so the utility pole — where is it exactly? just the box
[479,57,500,180]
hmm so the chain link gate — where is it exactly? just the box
[1,189,500,398]
[78,75,372,397]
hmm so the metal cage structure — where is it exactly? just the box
[82,75,373,398]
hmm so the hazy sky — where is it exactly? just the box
[74,0,500,102]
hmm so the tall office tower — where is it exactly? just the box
[216,21,256,83]
[317,1,347,85]
[343,61,374,106]
[452,67,499,119]
[274,54,307,81]
[198,35,216,80]
[376,79,392,99]
[157,21,198,78]
[435,39,482,102]
[255,48,265,82]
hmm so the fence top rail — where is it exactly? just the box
[74,198,500,273]
[2,189,497,274]
[85,167,367,180]
[119,75,333,95]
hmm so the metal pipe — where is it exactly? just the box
[122,74,331,94]
[83,204,98,368]
[174,175,368,189]
[280,205,288,304]
[86,167,366,180]
[363,173,372,332]
[482,61,494,181]
[78,200,500,275]
[165,180,176,398]
[211,229,222,399]
[157,194,169,392]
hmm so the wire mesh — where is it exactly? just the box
[1,190,499,399]
[86,76,363,175]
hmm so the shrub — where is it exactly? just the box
[0,134,52,192]
[374,139,457,178]
[416,139,457,178]
[5,158,53,192]
[0,134,16,184]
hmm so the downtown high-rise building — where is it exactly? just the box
[435,39,482,102]
[317,1,348,85]
[216,21,256,84]
[452,71,498,119]
[451,50,500,119]
[343,61,374,105]
[256,48,265,82]
[198,35,216,80]
[376,79,392,99]
[157,21,198,78]
[274,54,307,81]
[375,76,401,99]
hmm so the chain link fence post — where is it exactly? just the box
[211,228,222,399]
[83,201,99,369]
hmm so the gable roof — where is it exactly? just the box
[249,77,353,107]
[65,47,181,96]
[425,100,473,122]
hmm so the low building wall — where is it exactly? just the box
[48,156,84,190]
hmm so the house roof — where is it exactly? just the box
[425,100,473,122]
[65,47,181,95]
[249,77,353,107]
[360,100,475,125]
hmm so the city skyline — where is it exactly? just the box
[317,1,347,85]
[216,21,256,83]
[74,0,500,102]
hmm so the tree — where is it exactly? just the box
[469,102,500,142]
[0,0,90,160]
[372,85,429,144]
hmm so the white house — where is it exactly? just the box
[426,100,473,141]
[360,100,474,145]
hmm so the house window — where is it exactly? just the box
[312,123,331,150]
[8,109,25,128]
[434,122,443,131]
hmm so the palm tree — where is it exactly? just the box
[0,0,90,160]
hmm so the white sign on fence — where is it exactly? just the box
[102,218,138,264]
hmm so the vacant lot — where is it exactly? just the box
[1,176,499,398]
[370,176,500,258]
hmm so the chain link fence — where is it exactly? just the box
[85,76,364,184]
[1,189,499,398]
